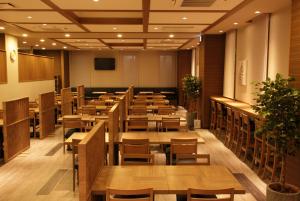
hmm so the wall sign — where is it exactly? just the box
[9,49,17,63]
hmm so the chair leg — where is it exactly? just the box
[73,168,75,191]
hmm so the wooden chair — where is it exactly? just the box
[121,139,154,165]
[216,103,226,137]
[170,138,210,165]
[81,105,96,115]
[0,109,3,119]
[161,117,180,132]
[62,117,84,153]
[225,107,233,147]
[106,188,153,201]
[187,188,234,201]
[239,113,252,161]
[158,107,176,115]
[153,100,166,106]
[209,100,217,132]
[231,111,240,153]
[126,117,149,131]
[263,140,281,182]
[130,106,147,115]
[133,100,147,106]
[72,139,81,191]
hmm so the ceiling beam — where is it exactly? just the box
[143,39,147,49]
[143,0,150,32]
[79,18,143,25]
[40,0,90,32]
[50,38,79,49]
[107,43,143,47]
[98,39,113,49]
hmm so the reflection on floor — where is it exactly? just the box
[0,126,266,201]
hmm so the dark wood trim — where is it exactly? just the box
[78,18,143,25]
[107,43,143,46]
[143,0,150,33]
[49,38,78,49]
[98,39,113,49]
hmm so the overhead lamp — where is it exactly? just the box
[65,33,71,37]
[117,34,123,38]
[169,34,174,38]
[22,33,28,37]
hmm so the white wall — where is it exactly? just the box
[223,5,291,104]
[69,50,177,88]
[0,35,55,109]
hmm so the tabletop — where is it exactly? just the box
[0,119,3,127]
[58,115,108,122]
[91,165,245,194]
[127,114,186,122]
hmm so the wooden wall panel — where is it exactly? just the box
[0,50,7,84]
[78,121,106,201]
[77,85,85,109]
[108,103,119,166]
[2,97,30,162]
[61,87,73,116]
[39,92,55,139]
[18,53,54,82]
[177,50,192,106]
[199,35,225,128]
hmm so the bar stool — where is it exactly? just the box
[225,107,233,147]
[216,103,226,138]
[239,113,252,161]
[209,100,217,133]
[263,139,282,182]
[251,118,266,174]
[231,111,240,153]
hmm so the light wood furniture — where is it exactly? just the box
[170,138,210,165]
[2,97,30,162]
[81,105,97,115]
[239,113,252,161]
[108,103,120,165]
[39,92,55,139]
[263,141,281,181]
[161,117,181,131]
[72,139,80,191]
[106,188,154,201]
[187,188,234,201]
[216,102,225,137]
[121,139,154,165]
[134,95,166,99]
[61,87,73,116]
[132,100,147,106]
[62,116,84,153]
[231,111,240,153]
[225,107,233,147]
[77,85,85,109]
[91,166,245,196]
[126,117,149,132]
[78,121,106,201]
[130,106,147,115]
[0,50,7,84]
[157,107,176,115]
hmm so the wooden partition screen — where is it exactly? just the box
[61,87,73,116]
[128,85,134,104]
[0,50,7,84]
[108,103,120,166]
[2,97,30,162]
[77,85,85,109]
[79,121,106,201]
[18,53,54,82]
[118,96,125,132]
[39,92,55,139]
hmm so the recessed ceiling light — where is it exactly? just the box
[117,34,123,38]
[40,39,45,42]
[42,23,47,26]
[233,22,238,25]
[0,26,5,30]
[154,27,158,30]
[113,27,117,30]
[63,46,67,49]
[255,11,261,14]
[219,30,224,33]
[22,33,28,37]
[121,39,125,42]
[27,16,32,19]
[76,39,81,42]
[42,47,46,50]
[169,34,174,38]
[35,44,39,47]
[22,41,27,44]
[182,17,188,20]
[93,0,99,2]
[65,33,71,37]
[52,42,57,46]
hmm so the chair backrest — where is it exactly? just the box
[128,117,148,130]
[121,139,153,165]
[88,100,105,106]
[81,105,96,115]
[161,117,180,131]
[211,100,216,113]
[106,188,153,201]
[131,106,147,115]
[0,109,3,119]
[158,108,176,115]
[72,138,81,157]
[153,100,166,106]
[216,102,223,115]
[63,117,83,130]
[133,100,147,106]
[187,188,234,201]
[241,113,250,135]
[233,111,240,127]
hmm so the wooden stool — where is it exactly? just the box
[209,100,217,132]
[239,114,252,161]
[216,103,226,138]
[263,141,281,182]
[231,111,240,153]
[225,107,233,147]
[251,118,266,174]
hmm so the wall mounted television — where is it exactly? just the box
[94,58,115,70]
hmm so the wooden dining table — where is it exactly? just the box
[58,114,108,123]
[91,165,245,195]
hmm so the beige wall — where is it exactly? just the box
[69,50,177,88]
[223,5,291,104]
[0,35,55,109]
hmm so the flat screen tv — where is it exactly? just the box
[94,58,115,70]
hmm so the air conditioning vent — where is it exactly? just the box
[40,26,69,32]
[0,3,15,9]
[181,0,216,7]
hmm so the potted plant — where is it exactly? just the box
[253,73,300,201]
[182,74,202,130]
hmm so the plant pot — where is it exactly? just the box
[266,182,300,201]
[187,112,196,130]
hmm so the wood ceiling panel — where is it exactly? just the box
[84,24,143,32]
[148,43,182,47]
[148,24,208,33]
[0,11,71,23]
[149,12,225,24]
[150,0,245,10]
[51,0,142,10]
[67,43,105,47]
[148,39,188,43]
[74,11,142,18]
[112,46,143,50]
[0,0,51,9]
[56,38,100,43]
[16,23,84,32]
[102,39,143,43]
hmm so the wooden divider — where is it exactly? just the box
[0,50,7,84]
[39,92,55,139]
[124,90,129,118]
[128,85,134,104]
[108,103,120,166]
[2,97,30,162]
[79,121,106,201]
[77,85,85,109]
[18,53,54,82]
[61,87,73,116]
[118,96,125,132]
